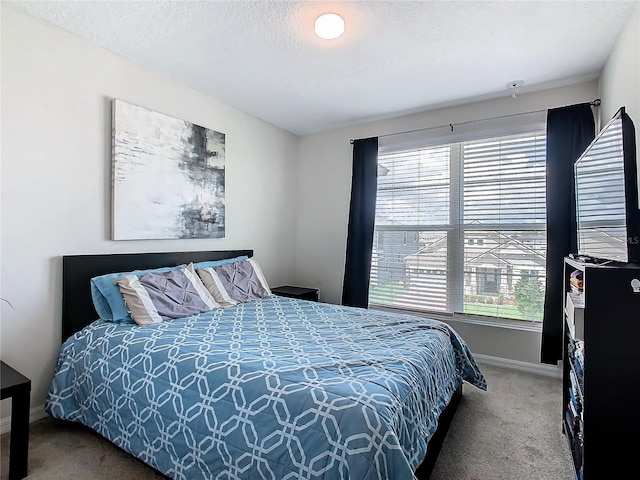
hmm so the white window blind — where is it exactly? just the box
[370,130,547,322]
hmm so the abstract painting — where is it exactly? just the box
[112,99,225,240]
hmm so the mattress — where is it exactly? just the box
[46,295,486,479]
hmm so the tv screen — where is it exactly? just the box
[574,107,639,263]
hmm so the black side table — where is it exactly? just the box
[1,361,31,480]
[272,285,319,302]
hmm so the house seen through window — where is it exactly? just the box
[369,129,547,322]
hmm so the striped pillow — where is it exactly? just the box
[114,263,219,325]
[196,267,238,308]
[198,258,271,304]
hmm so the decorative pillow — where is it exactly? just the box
[205,258,271,303]
[196,267,238,308]
[91,264,187,323]
[114,264,219,326]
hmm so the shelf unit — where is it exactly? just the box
[562,257,640,479]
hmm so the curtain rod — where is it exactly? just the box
[349,98,601,144]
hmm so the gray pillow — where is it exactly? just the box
[213,258,271,303]
[114,264,219,325]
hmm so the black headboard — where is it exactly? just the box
[62,249,253,342]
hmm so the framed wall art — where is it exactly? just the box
[112,99,225,240]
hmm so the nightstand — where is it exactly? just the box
[272,285,319,302]
[1,361,31,480]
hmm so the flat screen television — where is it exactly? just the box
[574,106,639,264]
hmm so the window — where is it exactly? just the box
[369,129,547,322]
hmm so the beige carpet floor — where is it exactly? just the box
[1,363,576,479]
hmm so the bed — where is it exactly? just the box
[45,250,487,479]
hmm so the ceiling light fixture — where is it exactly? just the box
[314,13,345,40]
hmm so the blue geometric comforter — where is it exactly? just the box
[45,295,487,480]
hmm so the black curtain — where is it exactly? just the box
[342,137,379,308]
[541,103,595,364]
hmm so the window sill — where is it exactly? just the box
[368,305,543,333]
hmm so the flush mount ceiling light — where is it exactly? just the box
[314,13,345,40]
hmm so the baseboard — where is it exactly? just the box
[474,353,562,378]
[0,404,48,434]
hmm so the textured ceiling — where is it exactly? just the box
[7,0,637,135]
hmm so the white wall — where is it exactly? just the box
[294,81,599,365]
[598,1,640,225]
[599,1,639,159]
[0,6,299,413]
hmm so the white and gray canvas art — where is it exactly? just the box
[112,99,225,240]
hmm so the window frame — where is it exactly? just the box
[370,118,547,329]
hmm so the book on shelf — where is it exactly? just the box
[569,269,584,293]
[568,384,582,414]
[570,368,584,396]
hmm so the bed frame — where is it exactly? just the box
[61,249,253,341]
[60,249,460,479]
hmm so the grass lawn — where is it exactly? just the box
[369,282,405,303]
[370,283,543,322]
